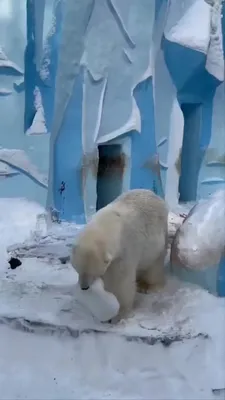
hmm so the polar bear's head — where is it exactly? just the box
[71,227,113,290]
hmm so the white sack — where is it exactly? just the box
[75,278,119,322]
[170,190,225,270]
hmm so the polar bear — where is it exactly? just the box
[71,189,168,323]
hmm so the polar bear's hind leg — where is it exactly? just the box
[137,251,166,294]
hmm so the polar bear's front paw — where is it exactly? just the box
[106,308,130,324]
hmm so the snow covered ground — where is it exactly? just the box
[0,198,225,400]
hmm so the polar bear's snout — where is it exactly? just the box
[81,285,89,291]
[78,273,93,291]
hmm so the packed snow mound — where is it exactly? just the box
[164,0,211,53]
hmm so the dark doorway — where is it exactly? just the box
[179,103,201,202]
[96,144,125,211]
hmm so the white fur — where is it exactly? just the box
[71,189,168,323]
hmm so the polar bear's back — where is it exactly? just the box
[110,189,168,267]
[114,189,168,226]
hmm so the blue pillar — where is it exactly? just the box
[53,73,85,223]
[130,77,163,197]
[48,0,95,223]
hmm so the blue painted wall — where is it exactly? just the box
[1,0,224,211]
[178,103,202,202]
[0,0,225,295]
[0,0,51,204]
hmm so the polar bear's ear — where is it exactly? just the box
[104,252,113,265]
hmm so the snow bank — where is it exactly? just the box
[0,198,224,399]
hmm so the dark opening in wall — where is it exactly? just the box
[96,144,125,211]
[178,103,201,203]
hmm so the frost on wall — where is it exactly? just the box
[0,47,23,97]
[26,87,47,136]
[0,149,48,188]
[0,47,24,75]
[0,162,20,179]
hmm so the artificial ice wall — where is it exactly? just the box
[0,0,224,221]
[0,0,225,295]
